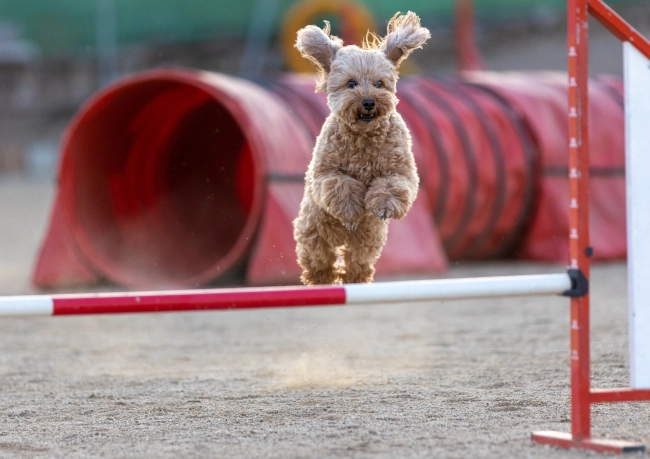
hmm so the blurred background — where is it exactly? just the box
[0,0,649,294]
[0,0,647,179]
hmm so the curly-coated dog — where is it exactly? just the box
[293,11,430,285]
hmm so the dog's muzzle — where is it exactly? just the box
[358,99,376,123]
[358,112,375,123]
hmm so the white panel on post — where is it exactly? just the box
[624,41,650,389]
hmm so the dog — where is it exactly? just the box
[293,12,430,285]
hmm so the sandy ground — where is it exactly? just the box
[0,176,649,459]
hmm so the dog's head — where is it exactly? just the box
[296,12,430,128]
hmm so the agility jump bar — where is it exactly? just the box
[0,273,573,317]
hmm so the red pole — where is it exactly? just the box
[568,0,592,441]
[588,0,650,59]
[52,286,346,315]
[455,0,485,71]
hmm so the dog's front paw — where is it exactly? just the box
[365,176,416,221]
[335,194,364,232]
[376,209,392,221]
[367,198,399,221]
[343,220,358,233]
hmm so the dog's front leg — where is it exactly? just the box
[311,173,366,232]
[365,173,418,221]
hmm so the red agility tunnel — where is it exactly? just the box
[34,70,297,288]
[465,72,626,261]
[32,69,626,289]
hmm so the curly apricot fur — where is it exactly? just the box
[293,12,429,284]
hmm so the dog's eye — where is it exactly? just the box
[347,80,357,89]
[374,81,383,88]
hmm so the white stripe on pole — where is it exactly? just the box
[345,273,571,304]
[0,296,54,316]
[624,41,650,389]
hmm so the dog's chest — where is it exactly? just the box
[341,158,377,184]
[335,140,387,185]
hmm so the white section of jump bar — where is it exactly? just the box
[624,42,650,389]
[345,273,572,304]
[0,295,53,316]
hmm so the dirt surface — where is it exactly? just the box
[1,177,649,458]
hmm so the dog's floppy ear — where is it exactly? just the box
[295,21,343,92]
[380,12,430,67]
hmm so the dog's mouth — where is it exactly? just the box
[357,112,375,123]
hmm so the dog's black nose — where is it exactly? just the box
[362,99,376,111]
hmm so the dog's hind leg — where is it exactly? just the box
[297,238,339,285]
[294,208,346,285]
[341,215,388,284]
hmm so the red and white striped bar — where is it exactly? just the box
[0,273,572,317]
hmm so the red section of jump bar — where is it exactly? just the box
[51,286,346,315]
[589,0,650,60]
[590,388,650,403]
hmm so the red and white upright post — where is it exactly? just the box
[532,0,650,453]
[566,0,592,443]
